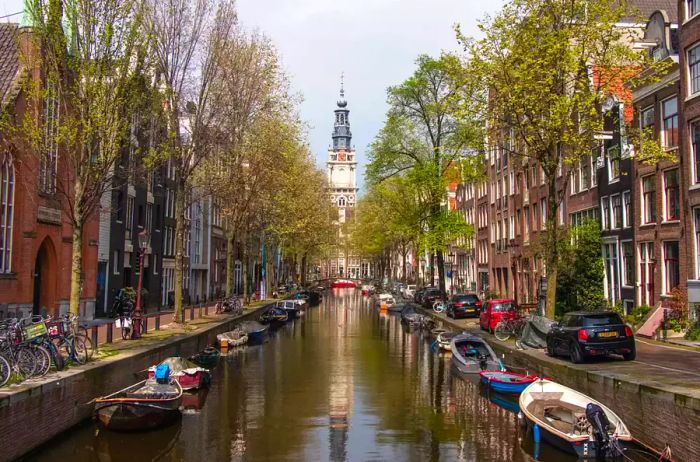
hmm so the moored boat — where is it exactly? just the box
[450,334,503,374]
[331,279,357,289]
[238,320,269,344]
[189,347,220,369]
[217,328,248,348]
[147,357,211,391]
[259,306,289,324]
[519,379,634,459]
[94,378,183,431]
[436,331,460,351]
[479,370,538,394]
[275,300,301,320]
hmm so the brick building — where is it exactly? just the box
[0,24,98,319]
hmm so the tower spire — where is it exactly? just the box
[340,71,345,98]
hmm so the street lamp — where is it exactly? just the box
[132,229,149,339]
[448,251,455,295]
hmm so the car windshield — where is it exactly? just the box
[402,306,416,315]
[582,314,623,327]
[453,294,478,302]
[491,302,515,312]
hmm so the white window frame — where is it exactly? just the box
[113,250,120,275]
[600,196,610,230]
[689,0,700,21]
[695,208,700,279]
[688,42,700,97]
[621,240,634,288]
[662,240,680,295]
[661,96,679,150]
[610,194,622,230]
[607,146,621,183]
[0,154,15,273]
[622,191,631,228]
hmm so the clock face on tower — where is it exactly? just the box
[338,151,346,161]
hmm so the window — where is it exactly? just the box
[664,169,680,220]
[541,198,547,228]
[622,241,634,287]
[152,253,158,275]
[695,209,700,278]
[533,203,539,231]
[622,191,631,228]
[642,175,656,224]
[689,43,700,95]
[662,97,679,149]
[664,241,680,293]
[0,154,15,273]
[603,243,619,304]
[607,146,620,182]
[611,195,622,229]
[691,0,700,18]
[601,196,610,230]
[338,197,346,207]
[40,79,60,195]
[581,156,591,190]
[641,106,655,129]
[639,242,655,306]
[691,121,700,184]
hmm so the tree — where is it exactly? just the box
[19,0,144,318]
[463,0,663,317]
[143,0,236,321]
[556,221,606,313]
[366,54,481,293]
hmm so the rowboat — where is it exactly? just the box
[217,328,248,348]
[259,306,289,325]
[147,357,211,391]
[436,331,460,351]
[94,379,183,431]
[519,379,633,459]
[189,347,220,369]
[237,321,269,344]
[479,370,538,394]
[450,334,503,374]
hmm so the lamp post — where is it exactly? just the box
[132,229,149,339]
[448,251,455,296]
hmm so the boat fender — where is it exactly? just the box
[155,363,171,384]
[533,423,541,444]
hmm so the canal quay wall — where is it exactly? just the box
[0,305,268,462]
[420,307,700,462]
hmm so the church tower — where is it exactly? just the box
[327,75,357,224]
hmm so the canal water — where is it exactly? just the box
[24,291,653,461]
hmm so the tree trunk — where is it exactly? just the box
[402,244,408,283]
[225,232,235,297]
[301,252,308,286]
[436,250,446,295]
[69,220,83,318]
[545,165,560,319]
[242,249,249,304]
[429,253,435,287]
[174,175,186,323]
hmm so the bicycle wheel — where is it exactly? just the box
[15,347,37,380]
[45,341,65,371]
[0,354,10,387]
[78,334,95,360]
[32,345,51,377]
[494,322,512,341]
[72,336,90,364]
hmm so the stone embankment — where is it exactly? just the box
[419,306,700,462]
[0,304,269,462]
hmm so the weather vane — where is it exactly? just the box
[340,71,345,97]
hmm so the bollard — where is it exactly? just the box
[198,305,203,318]
[143,316,148,334]
[155,313,161,330]
[106,323,113,343]
[181,308,185,323]
[190,306,195,320]
[205,304,209,316]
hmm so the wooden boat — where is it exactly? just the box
[479,370,538,394]
[436,331,460,351]
[259,307,288,324]
[450,334,503,374]
[94,379,183,431]
[519,379,633,459]
[217,328,248,348]
[189,347,220,369]
[237,320,269,344]
[331,279,357,289]
[147,357,211,391]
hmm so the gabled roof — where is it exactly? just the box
[625,0,678,24]
[0,23,20,108]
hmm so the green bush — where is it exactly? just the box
[685,321,700,341]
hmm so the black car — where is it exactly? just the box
[422,288,446,308]
[413,287,429,304]
[446,294,481,319]
[546,311,635,363]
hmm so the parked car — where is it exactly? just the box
[421,288,447,308]
[479,299,517,333]
[546,311,636,363]
[414,287,430,304]
[447,294,482,319]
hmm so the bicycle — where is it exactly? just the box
[0,319,39,382]
[494,316,527,342]
[432,300,447,313]
[0,354,10,387]
[46,314,88,365]
[223,296,243,316]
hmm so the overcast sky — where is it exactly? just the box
[1,0,503,193]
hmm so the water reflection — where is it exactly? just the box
[26,290,657,462]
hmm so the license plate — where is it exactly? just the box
[599,331,618,338]
[466,309,475,312]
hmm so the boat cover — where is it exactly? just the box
[149,357,208,376]
[519,315,556,349]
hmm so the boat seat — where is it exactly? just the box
[527,399,589,436]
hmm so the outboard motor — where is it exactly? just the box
[585,403,623,458]
[478,354,489,370]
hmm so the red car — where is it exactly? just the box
[479,299,517,333]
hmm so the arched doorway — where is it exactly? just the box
[32,238,57,316]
